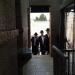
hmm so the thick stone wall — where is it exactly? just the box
[50,0,62,47]
[0,30,18,44]
[21,0,29,50]
[0,0,16,30]
[0,38,18,75]
[0,0,18,75]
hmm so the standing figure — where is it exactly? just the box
[31,33,39,55]
[44,28,50,55]
[39,30,46,55]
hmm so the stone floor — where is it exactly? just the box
[23,55,53,75]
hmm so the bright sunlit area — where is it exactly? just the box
[65,11,74,49]
[30,13,50,37]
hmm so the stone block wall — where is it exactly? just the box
[21,0,29,49]
[0,37,18,75]
[0,0,19,75]
[0,0,16,30]
[0,30,18,44]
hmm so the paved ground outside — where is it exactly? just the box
[23,55,53,75]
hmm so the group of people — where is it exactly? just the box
[31,28,50,55]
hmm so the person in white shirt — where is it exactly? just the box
[39,30,46,55]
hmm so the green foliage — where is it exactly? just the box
[34,14,47,21]
[34,17,39,21]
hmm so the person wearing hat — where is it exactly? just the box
[44,28,50,55]
[39,30,46,55]
[31,32,39,55]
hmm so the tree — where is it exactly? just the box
[39,14,47,21]
[34,17,39,21]
[34,14,47,21]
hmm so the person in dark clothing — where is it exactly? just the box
[31,32,39,55]
[44,28,50,55]
[39,30,46,55]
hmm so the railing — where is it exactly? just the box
[64,49,75,75]
[52,45,75,75]
[52,45,68,75]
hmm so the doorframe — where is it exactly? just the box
[28,5,51,55]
